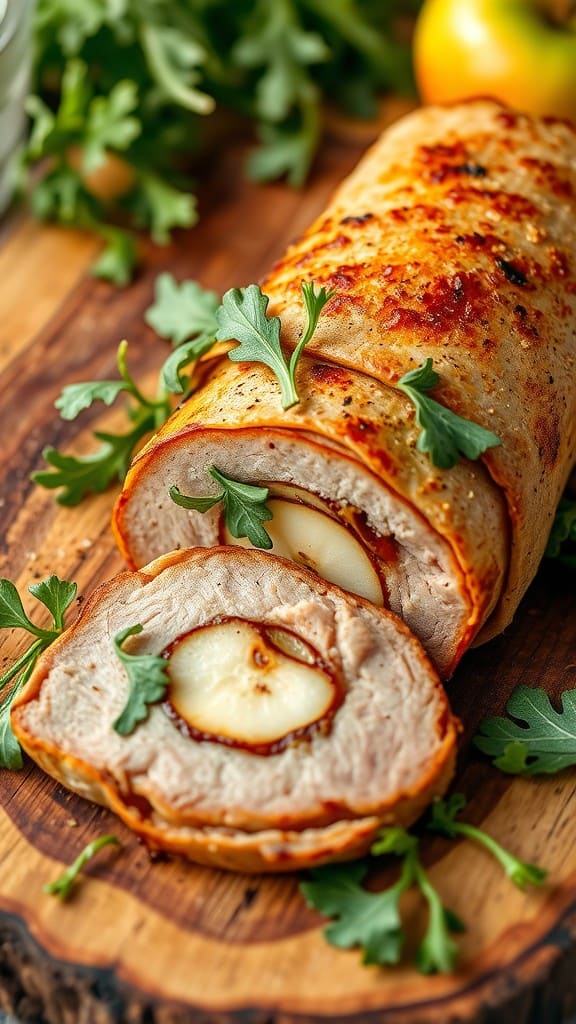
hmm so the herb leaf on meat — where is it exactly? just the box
[170,467,273,550]
[0,576,77,769]
[217,282,333,409]
[113,625,170,736]
[474,687,576,775]
[397,359,501,469]
[44,834,121,900]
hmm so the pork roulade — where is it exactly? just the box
[113,101,576,677]
[11,547,457,872]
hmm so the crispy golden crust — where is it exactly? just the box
[113,101,575,662]
[262,101,576,638]
[11,548,458,873]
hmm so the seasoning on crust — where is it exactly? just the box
[11,547,458,873]
[113,100,576,676]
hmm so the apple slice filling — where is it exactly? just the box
[223,494,385,606]
[164,619,340,754]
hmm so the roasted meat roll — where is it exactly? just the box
[11,548,457,873]
[113,101,576,677]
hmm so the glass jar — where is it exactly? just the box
[0,0,34,215]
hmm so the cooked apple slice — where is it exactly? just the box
[224,498,384,606]
[166,619,337,749]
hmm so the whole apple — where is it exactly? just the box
[413,0,576,122]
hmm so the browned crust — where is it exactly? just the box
[113,100,576,663]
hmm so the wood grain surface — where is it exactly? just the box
[0,115,575,1024]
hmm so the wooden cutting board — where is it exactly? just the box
[0,110,575,1024]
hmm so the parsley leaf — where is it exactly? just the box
[43,834,121,900]
[170,467,273,549]
[217,281,333,409]
[303,825,462,974]
[546,496,576,568]
[34,340,171,505]
[126,171,197,246]
[397,359,501,469]
[0,576,77,769]
[83,79,141,172]
[428,794,547,890]
[145,273,220,347]
[301,861,410,966]
[160,336,217,395]
[474,686,576,775]
[28,2,415,281]
[113,624,170,735]
[412,861,462,975]
[90,227,137,287]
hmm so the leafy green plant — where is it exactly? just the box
[26,0,418,281]
[0,576,77,768]
[301,825,463,973]
[33,273,223,505]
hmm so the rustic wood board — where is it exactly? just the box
[0,117,575,1024]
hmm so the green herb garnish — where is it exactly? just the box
[170,467,273,550]
[428,794,547,889]
[0,576,77,769]
[301,795,547,971]
[33,272,225,504]
[145,272,220,348]
[397,359,501,469]
[27,2,416,278]
[474,686,576,775]
[301,825,463,973]
[33,341,172,505]
[43,834,121,900]
[113,625,170,736]
[217,281,334,409]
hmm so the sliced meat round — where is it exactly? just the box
[11,547,458,873]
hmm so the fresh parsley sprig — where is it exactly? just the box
[170,467,273,550]
[397,359,501,469]
[113,625,170,736]
[0,576,77,769]
[474,686,576,775]
[145,273,220,348]
[43,834,121,900]
[301,795,546,972]
[33,341,172,506]
[217,282,334,409]
[28,1,416,279]
[33,271,225,506]
[302,825,463,973]
[428,794,547,889]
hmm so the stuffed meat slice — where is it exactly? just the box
[11,548,457,873]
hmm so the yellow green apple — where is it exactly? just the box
[413,0,576,121]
